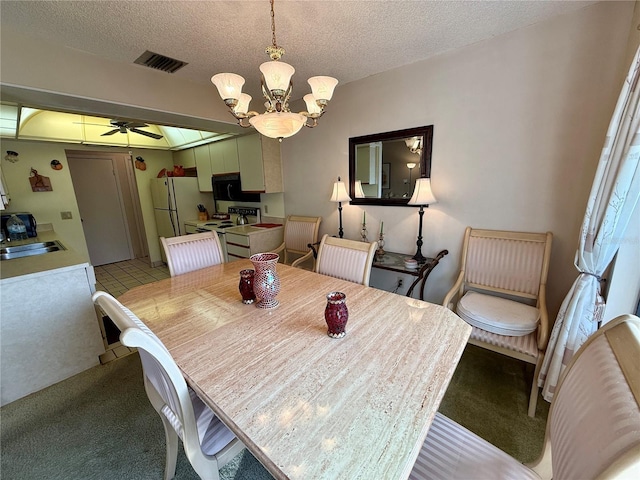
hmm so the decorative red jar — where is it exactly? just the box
[239,269,256,304]
[325,291,348,338]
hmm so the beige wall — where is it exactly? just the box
[280,1,635,318]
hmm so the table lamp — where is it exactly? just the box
[407,177,437,263]
[330,176,351,238]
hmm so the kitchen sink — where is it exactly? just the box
[0,240,66,260]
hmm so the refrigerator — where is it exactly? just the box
[151,177,214,256]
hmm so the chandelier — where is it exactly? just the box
[405,136,423,155]
[211,0,338,141]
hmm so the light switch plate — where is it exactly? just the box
[61,211,73,220]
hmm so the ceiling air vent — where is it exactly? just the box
[134,50,188,74]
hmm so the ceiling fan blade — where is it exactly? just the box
[73,121,111,127]
[126,122,148,129]
[101,129,120,136]
[129,127,163,140]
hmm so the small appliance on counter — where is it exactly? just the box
[1,212,37,238]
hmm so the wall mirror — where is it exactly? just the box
[348,125,433,206]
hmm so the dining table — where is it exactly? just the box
[118,259,471,480]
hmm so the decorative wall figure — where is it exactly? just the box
[29,168,53,192]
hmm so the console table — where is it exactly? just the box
[372,250,448,300]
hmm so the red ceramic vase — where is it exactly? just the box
[250,252,281,309]
[239,269,256,304]
[325,291,348,338]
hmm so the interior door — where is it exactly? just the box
[68,156,133,266]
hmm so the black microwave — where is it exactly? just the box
[1,212,38,237]
[211,173,261,203]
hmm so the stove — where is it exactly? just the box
[185,207,261,262]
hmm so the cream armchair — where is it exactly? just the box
[272,215,321,270]
[92,291,245,480]
[314,234,378,286]
[443,227,553,417]
[410,314,640,479]
[160,231,225,277]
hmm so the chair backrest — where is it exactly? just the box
[314,234,378,286]
[281,215,322,264]
[92,291,203,458]
[545,314,640,479]
[161,231,225,276]
[459,227,552,298]
[449,227,553,345]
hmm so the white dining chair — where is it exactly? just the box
[443,227,553,417]
[410,313,640,480]
[160,231,225,277]
[272,215,322,269]
[92,291,245,480]
[314,234,378,286]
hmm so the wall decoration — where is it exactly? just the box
[134,156,147,171]
[382,163,390,189]
[50,160,63,170]
[29,168,53,192]
[4,151,19,163]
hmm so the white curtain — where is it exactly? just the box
[539,45,640,402]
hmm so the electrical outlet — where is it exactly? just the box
[264,205,269,214]
[60,211,73,220]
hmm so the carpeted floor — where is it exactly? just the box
[0,344,549,479]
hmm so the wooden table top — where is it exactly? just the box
[118,260,471,480]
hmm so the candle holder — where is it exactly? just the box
[376,232,385,259]
[360,222,368,242]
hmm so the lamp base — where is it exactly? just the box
[412,250,427,264]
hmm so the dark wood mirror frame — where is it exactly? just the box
[348,125,433,206]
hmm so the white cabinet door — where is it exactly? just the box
[210,138,239,174]
[237,134,264,192]
[195,144,213,191]
[173,149,196,168]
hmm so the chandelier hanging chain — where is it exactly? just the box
[267,0,284,61]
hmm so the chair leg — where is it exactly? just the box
[528,354,544,418]
[160,414,179,480]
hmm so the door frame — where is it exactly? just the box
[66,149,148,262]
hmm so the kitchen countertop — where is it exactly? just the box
[0,230,90,281]
[225,224,283,235]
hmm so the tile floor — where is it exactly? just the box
[94,257,170,298]
[94,258,170,364]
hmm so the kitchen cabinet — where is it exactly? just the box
[173,148,196,168]
[0,231,105,406]
[195,138,240,192]
[226,225,284,261]
[237,134,282,193]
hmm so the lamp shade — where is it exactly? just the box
[303,94,323,115]
[408,178,437,206]
[354,180,365,198]
[249,112,306,139]
[211,73,245,101]
[260,61,295,93]
[330,180,351,203]
[308,76,338,102]
[406,162,417,170]
[234,93,252,115]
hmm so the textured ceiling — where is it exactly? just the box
[0,0,597,104]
